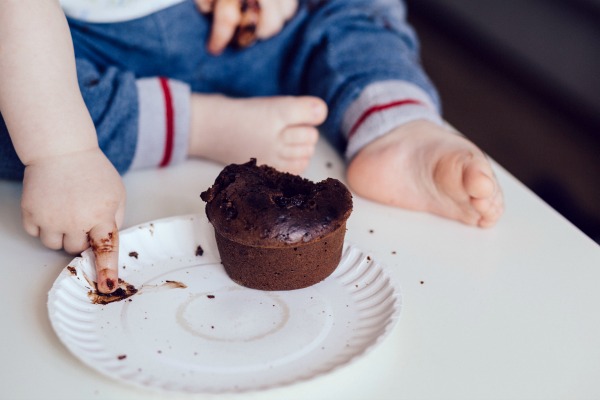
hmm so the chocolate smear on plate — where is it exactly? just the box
[88,279,138,305]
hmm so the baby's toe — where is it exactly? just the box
[279,127,318,161]
[472,191,504,228]
[281,126,319,145]
[274,158,311,175]
[276,96,327,126]
[463,158,497,199]
[279,144,315,160]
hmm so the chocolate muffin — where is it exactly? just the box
[200,159,353,291]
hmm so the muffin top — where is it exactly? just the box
[200,159,353,247]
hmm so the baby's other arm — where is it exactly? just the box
[195,0,298,54]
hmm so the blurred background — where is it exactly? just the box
[405,0,600,243]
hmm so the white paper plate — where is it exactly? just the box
[48,214,401,393]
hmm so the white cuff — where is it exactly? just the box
[130,77,190,170]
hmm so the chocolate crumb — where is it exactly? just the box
[367,256,371,261]
[106,279,115,290]
[420,281,424,285]
[207,294,215,299]
[195,245,204,256]
[67,266,77,276]
[392,251,397,255]
[129,251,139,259]
[369,229,374,234]
[117,354,127,360]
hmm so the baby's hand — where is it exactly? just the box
[196,0,298,54]
[21,147,126,293]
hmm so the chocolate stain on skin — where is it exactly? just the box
[88,231,116,254]
[235,0,260,47]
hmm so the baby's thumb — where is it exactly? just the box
[88,221,119,294]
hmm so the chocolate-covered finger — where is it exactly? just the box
[88,222,119,294]
[235,0,260,47]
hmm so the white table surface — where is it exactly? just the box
[2,139,599,400]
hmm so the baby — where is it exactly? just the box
[0,0,503,293]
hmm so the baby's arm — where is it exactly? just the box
[196,0,298,54]
[0,0,125,293]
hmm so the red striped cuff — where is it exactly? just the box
[348,99,425,139]
[343,80,443,160]
[158,77,175,167]
[130,77,190,171]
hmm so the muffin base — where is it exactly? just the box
[213,223,347,291]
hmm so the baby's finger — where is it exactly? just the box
[63,232,89,255]
[256,0,283,39]
[208,0,242,54]
[115,196,126,230]
[39,229,64,250]
[279,0,298,21]
[195,0,214,13]
[88,222,119,294]
[256,0,296,39]
[22,216,40,238]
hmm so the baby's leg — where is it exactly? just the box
[188,94,327,174]
[282,0,503,226]
[347,120,503,227]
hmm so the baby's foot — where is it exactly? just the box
[347,120,504,227]
[189,94,327,174]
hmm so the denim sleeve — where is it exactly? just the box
[75,59,140,174]
[0,114,25,180]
